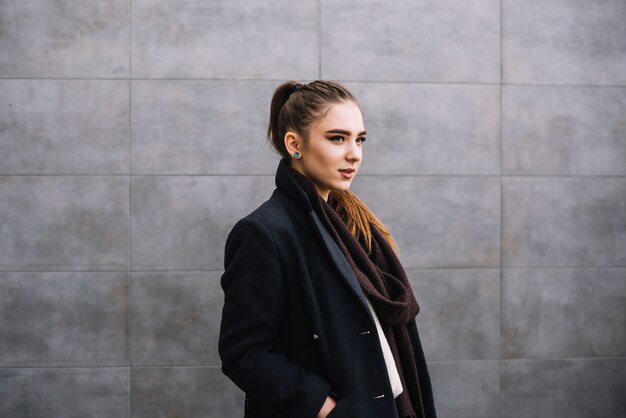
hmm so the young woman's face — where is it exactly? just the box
[290,100,366,201]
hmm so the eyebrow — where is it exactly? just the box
[325,129,367,136]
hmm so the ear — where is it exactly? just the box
[284,131,302,158]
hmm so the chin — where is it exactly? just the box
[332,182,353,191]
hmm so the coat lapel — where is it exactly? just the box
[275,159,370,314]
[309,211,370,312]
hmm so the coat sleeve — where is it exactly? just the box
[218,217,330,418]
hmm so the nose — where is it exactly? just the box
[346,139,362,163]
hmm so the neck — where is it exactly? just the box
[317,187,330,202]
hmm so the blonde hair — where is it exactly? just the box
[329,189,398,253]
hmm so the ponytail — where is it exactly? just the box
[267,80,301,159]
[329,189,398,253]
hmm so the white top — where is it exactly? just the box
[365,296,404,398]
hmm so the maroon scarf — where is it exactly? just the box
[289,168,426,418]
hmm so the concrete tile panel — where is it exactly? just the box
[132,80,278,174]
[132,271,222,366]
[0,272,128,366]
[0,0,129,78]
[0,80,129,175]
[0,367,130,418]
[132,0,318,79]
[347,83,500,175]
[0,176,129,270]
[503,0,626,85]
[131,175,275,270]
[501,358,626,418]
[503,177,626,267]
[132,366,244,418]
[352,176,501,268]
[504,86,626,175]
[502,268,626,359]
[322,0,500,82]
[428,360,499,418]
[409,269,500,361]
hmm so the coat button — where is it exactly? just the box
[313,334,319,339]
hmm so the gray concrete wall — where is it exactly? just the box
[1,1,625,417]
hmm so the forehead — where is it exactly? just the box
[313,101,364,131]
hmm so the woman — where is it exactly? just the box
[219,81,436,418]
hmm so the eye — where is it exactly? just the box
[357,136,366,144]
[329,135,344,142]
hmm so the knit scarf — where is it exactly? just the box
[289,168,426,418]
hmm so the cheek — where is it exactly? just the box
[308,144,338,168]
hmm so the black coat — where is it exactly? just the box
[219,159,436,418]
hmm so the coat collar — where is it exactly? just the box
[274,158,370,313]
[274,158,315,212]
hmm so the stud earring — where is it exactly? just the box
[294,152,300,158]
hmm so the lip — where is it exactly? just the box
[338,168,356,179]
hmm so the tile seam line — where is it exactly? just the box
[0,365,224,369]
[4,356,626,369]
[0,269,132,273]
[318,0,322,79]
[2,77,625,88]
[498,355,626,362]
[405,264,626,271]
[499,1,504,415]
[4,174,626,178]
[427,355,626,364]
[0,78,503,86]
[405,265,626,270]
[0,365,133,369]
[127,0,135,413]
[2,266,626,273]
[0,269,223,273]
